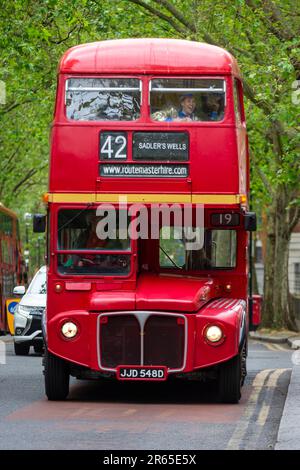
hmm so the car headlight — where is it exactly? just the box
[61,321,78,339]
[205,325,223,343]
[16,305,32,319]
[14,305,31,330]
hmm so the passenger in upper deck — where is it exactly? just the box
[204,94,224,121]
[151,91,225,122]
[160,94,198,122]
[177,94,197,121]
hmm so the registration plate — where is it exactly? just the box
[116,366,167,381]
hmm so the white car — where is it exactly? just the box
[13,266,46,355]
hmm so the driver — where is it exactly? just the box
[63,212,125,269]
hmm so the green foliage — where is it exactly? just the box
[0,0,299,275]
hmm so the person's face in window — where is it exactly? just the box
[181,96,196,116]
[207,95,221,112]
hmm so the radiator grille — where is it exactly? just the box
[99,313,185,371]
[100,315,140,368]
[144,316,184,369]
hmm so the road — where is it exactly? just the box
[0,338,293,450]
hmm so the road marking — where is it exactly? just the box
[274,344,288,351]
[257,369,287,427]
[228,368,290,448]
[257,404,270,427]
[263,343,289,352]
[227,369,272,449]
[123,408,137,416]
[252,369,272,388]
[158,410,174,418]
[265,343,278,351]
[266,368,287,387]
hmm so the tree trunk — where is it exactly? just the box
[262,204,276,327]
[262,189,298,331]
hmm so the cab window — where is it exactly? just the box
[66,78,141,121]
[150,78,225,122]
[159,227,236,270]
[57,209,131,276]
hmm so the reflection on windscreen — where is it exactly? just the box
[160,227,236,270]
[29,272,47,294]
[57,209,131,276]
[66,78,141,121]
[151,79,225,122]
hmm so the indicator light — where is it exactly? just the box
[42,193,49,203]
[224,283,232,292]
[55,283,63,293]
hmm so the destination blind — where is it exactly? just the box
[132,132,189,160]
[99,131,189,178]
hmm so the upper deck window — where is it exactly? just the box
[150,79,225,122]
[0,212,13,235]
[66,78,141,121]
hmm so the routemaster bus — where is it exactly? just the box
[36,38,257,403]
[0,203,23,333]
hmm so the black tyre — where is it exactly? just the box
[33,343,44,354]
[44,349,69,401]
[14,342,30,356]
[218,353,242,404]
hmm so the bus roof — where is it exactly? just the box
[59,38,240,76]
[0,202,18,219]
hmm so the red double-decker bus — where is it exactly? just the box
[37,39,257,402]
[0,203,23,333]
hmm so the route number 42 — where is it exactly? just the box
[100,132,127,160]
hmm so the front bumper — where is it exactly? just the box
[14,311,43,344]
[47,299,247,376]
[14,330,43,344]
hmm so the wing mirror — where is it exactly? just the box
[13,286,26,296]
[33,214,46,233]
[244,212,257,231]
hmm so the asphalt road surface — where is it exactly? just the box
[0,338,293,450]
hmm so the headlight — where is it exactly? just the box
[61,321,78,339]
[14,305,31,330]
[16,305,32,319]
[205,325,223,343]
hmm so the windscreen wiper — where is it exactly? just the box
[159,245,183,270]
[58,203,93,232]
